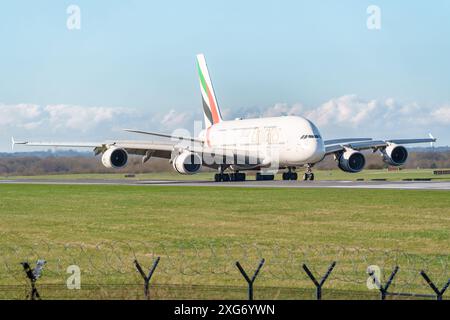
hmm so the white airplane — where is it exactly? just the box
[13,54,436,182]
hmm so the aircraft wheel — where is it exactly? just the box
[214,174,222,182]
[283,170,298,181]
[309,173,315,181]
[303,173,309,181]
[257,174,274,181]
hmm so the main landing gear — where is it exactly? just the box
[214,173,229,182]
[303,165,315,181]
[282,167,298,180]
[256,172,274,181]
[230,172,246,181]
[213,166,314,182]
[214,167,246,182]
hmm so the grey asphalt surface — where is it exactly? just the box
[1,178,450,190]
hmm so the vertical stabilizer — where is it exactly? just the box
[196,54,223,128]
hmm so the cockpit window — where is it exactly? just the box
[300,134,321,139]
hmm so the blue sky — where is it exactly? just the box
[1,1,450,150]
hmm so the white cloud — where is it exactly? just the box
[160,109,193,129]
[0,103,42,127]
[0,103,200,151]
[44,104,136,132]
[431,105,450,124]
[262,103,304,117]
[1,96,449,151]
[230,95,450,143]
[236,95,450,129]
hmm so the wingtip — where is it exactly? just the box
[11,137,14,151]
[11,137,28,148]
[428,133,436,141]
[428,133,436,148]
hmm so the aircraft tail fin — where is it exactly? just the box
[196,54,223,128]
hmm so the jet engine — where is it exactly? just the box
[172,151,202,174]
[101,147,128,169]
[337,149,366,173]
[381,144,408,166]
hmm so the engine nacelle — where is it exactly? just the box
[337,149,366,173]
[101,147,128,169]
[172,152,202,174]
[382,144,408,166]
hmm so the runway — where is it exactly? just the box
[1,178,450,190]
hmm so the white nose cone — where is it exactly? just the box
[304,138,325,163]
[298,139,323,163]
[304,120,326,163]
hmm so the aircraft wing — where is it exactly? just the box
[324,137,436,155]
[12,137,265,166]
[11,138,101,149]
[123,129,205,144]
[323,138,372,145]
[12,137,175,158]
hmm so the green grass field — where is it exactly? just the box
[0,183,449,299]
[3,168,450,181]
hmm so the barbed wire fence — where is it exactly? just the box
[0,239,449,300]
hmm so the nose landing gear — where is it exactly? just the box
[303,165,315,181]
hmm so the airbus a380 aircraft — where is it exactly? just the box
[13,54,436,182]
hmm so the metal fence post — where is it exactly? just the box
[420,271,450,301]
[21,260,46,300]
[134,257,160,300]
[302,261,336,300]
[235,258,265,300]
[368,266,399,300]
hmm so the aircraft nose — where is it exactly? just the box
[306,139,325,162]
